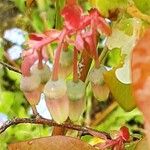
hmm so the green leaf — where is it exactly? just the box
[133,0,150,15]
[55,0,65,29]
[104,69,136,111]
[116,17,134,36]
[7,70,21,85]
[89,0,127,16]
[12,0,26,12]
[96,107,142,132]
[0,91,15,113]
[105,48,122,68]
[31,9,44,32]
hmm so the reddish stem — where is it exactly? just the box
[37,48,43,69]
[91,20,100,69]
[79,50,92,82]
[73,47,78,82]
[52,29,67,81]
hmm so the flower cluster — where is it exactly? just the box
[20,1,111,123]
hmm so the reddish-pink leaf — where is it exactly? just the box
[119,126,130,141]
[29,33,45,41]
[61,3,82,30]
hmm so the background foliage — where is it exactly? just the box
[0,0,149,149]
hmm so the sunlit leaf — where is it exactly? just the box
[89,0,127,16]
[96,107,142,132]
[104,69,136,111]
[133,0,150,15]
[0,91,14,113]
[106,18,142,84]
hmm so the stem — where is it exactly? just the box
[52,127,66,136]
[37,48,43,69]
[0,117,111,139]
[73,47,78,82]
[0,61,21,74]
[52,29,67,81]
[99,46,109,64]
[90,102,118,127]
[31,105,39,116]
[79,50,92,82]
[91,20,100,69]
[95,58,100,69]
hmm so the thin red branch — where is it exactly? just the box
[0,117,111,139]
[37,48,43,69]
[52,29,67,80]
[73,47,78,82]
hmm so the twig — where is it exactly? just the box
[0,61,21,74]
[0,117,111,139]
[4,52,20,69]
[90,102,118,127]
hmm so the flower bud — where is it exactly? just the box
[67,80,85,122]
[91,83,109,101]
[43,79,69,123]
[88,66,110,101]
[88,66,106,85]
[31,63,51,84]
[20,74,42,105]
[59,50,73,78]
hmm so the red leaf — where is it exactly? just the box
[119,126,130,141]
[29,33,45,41]
[61,4,82,30]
